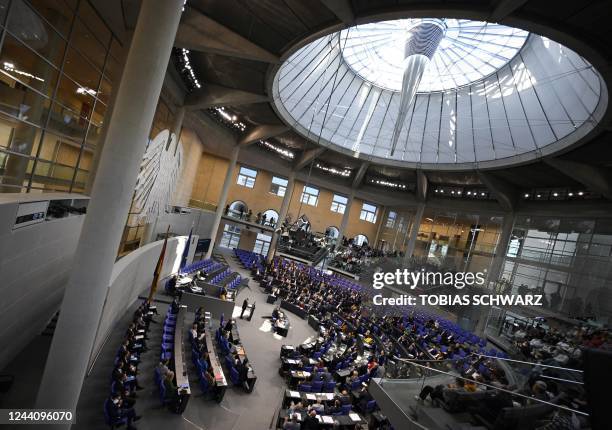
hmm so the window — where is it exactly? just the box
[330,194,348,214]
[220,224,241,249]
[237,166,257,188]
[326,226,339,239]
[262,209,279,226]
[270,176,288,197]
[228,200,248,218]
[386,211,397,228]
[354,234,369,246]
[360,202,378,223]
[253,233,272,255]
[300,185,319,206]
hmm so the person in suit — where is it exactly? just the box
[283,414,301,430]
[240,298,249,318]
[300,409,320,429]
[107,393,141,430]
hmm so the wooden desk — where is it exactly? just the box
[205,320,228,402]
[173,307,190,413]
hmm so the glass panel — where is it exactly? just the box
[0,82,51,126]
[62,46,102,98]
[27,0,75,38]
[55,75,96,121]
[70,17,107,72]
[0,33,60,97]
[47,102,88,143]
[7,0,68,67]
[0,112,43,156]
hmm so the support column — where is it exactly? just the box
[373,206,385,250]
[205,144,240,259]
[404,203,425,259]
[171,106,186,152]
[266,171,296,263]
[337,190,355,244]
[35,0,184,417]
[487,212,515,285]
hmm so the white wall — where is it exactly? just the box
[0,194,87,370]
[145,207,215,243]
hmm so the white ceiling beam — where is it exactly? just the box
[416,170,428,202]
[239,124,289,146]
[184,84,269,110]
[176,8,279,63]
[352,161,369,189]
[478,171,517,211]
[545,158,612,200]
[294,147,326,171]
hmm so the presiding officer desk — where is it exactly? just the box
[205,318,228,401]
[173,306,190,413]
[277,408,366,428]
[229,322,257,391]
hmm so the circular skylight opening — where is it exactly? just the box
[272,18,607,170]
[340,19,528,92]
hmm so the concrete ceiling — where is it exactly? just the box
[171,0,612,210]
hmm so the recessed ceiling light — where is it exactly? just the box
[568,192,573,196]
[553,192,558,197]
[578,191,584,196]
[537,194,541,198]
[524,193,529,198]
[481,192,485,196]
[467,191,471,195]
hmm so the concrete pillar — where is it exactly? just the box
[405,203,425,259]
[205,144,240,259]
[337,190,355,244]
[170,106,186,152]
[487,212,515,285]
[174,130,203,207]
[35,0,184,417]
[266,171,296,263]
[373,206,385,249]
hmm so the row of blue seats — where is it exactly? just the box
[154,309,178,407]
[235,249,264,272]
[216,327,243,387]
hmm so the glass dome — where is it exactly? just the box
[340,19,528,92]
[271,18,607,170]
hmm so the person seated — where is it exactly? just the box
[283,413,301,430]
[301,409,320,430]
[337,390,351,405]
[288,401,305,415]
[416,377,467,404]
[107,393,141,430]
[310,399,325,414]
[163,371,180,412]
[327,399,343,415]
[157,359,170,379]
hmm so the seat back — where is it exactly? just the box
[341,404,352,414]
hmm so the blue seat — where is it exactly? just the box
[199,375,210,394]
[365,399,377,412]
[324,381,336,393]
[298,383,311,392]
[104,398,127,429]
[312,381,323,392]
[230,367,241,386]
[341,404,352,414]
[350,380,361,391]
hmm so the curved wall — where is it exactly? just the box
[0,194,87,370]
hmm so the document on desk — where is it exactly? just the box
[305,393,316,400]
[289,391,300,398]
[322,416,334,424]
[134,335,144,340]
[349,413,361,422]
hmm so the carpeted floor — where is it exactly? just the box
[73,248,316,430]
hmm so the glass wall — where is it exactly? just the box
[499,216,612,323]
[414,210,502,273]
[0,0,120,193]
